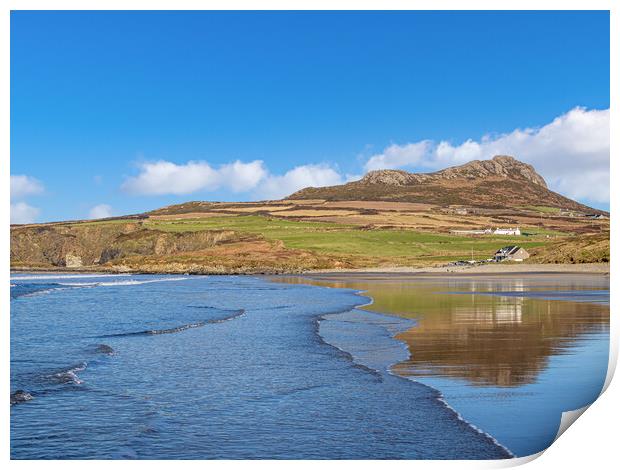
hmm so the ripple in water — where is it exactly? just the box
[11,274,510,459]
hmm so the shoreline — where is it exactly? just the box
[305,262,610,275]
[292,278,517,458]
[9,262,610,277]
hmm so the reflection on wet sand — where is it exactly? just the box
[276,274,609,387]
[275,273,609,456]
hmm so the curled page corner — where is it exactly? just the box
[554,405,590,443]
[508,450,545,466]
[491,408,591,469]
[503,406,592,468]
[545,330,616,456]
[601,337,618,394]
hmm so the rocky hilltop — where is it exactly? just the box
[288,155,589,211]
[360,156,547,187]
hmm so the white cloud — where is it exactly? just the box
[10,175,44,223]
[345,173,363,183]
[364,107,609,203]
[217,160,268,193]
[365,141,433,171]
[88,204,113,219]
[11,175,44,199]
[121,159,344,200]
[11,202,40,224]
[119,107,608,206]
[121,160,267,195]
[256,164,345,200]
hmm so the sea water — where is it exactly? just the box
[10,274,509,460]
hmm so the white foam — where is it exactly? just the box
[436,395,516,458]
[20,287,72,298]
[10,273,131,281]
[59,277,188,287]
[49,362,88,385]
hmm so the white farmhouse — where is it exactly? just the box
[450,228,492,235]
[494,227,521,236]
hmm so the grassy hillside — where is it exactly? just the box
[11,196,608,273]
[144,215,548,263]
[528,232,610,264]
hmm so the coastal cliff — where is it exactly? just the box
[10,221,349,273]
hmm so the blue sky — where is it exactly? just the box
[10,11,610,222]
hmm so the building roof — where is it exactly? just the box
[495,246,524,256]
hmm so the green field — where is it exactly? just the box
[144,215,547,263]
[522,205,562,214]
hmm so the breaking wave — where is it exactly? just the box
[10,282,72,299]
[46,362,88,385]
[58,277,188,287]
[11,274,131,281]
[103,321,207,337]
[102,309,246,338]
[11,276,188,299]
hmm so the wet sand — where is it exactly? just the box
[273,271,610,456]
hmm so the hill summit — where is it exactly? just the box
[360,156,547,188]
[288,155,592,211]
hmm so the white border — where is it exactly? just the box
[3,2,616,469]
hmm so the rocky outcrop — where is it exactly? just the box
[360,169,419,186]
[434,156,547,187]
[11,390,33,406]
[11,222,143,268]
[97,229,244,264]
[65,253,83,268]
[11,222,250,269]
[359,156,547,188]
[346,156,547,188]
[287,155,596,211]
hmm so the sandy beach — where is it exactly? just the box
[10,262,610,277]
[307,262,610,275]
